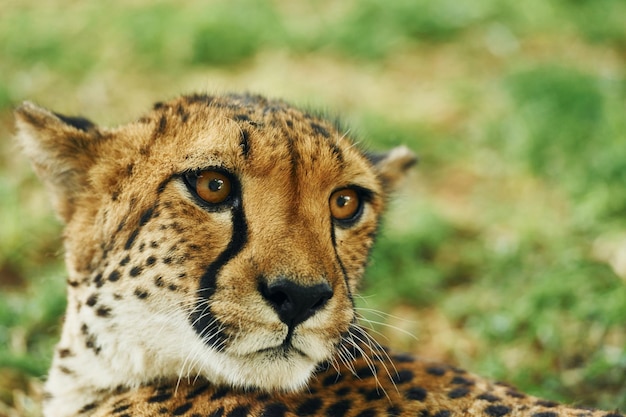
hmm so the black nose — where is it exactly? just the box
[260,278,333,328]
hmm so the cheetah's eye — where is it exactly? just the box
[193,170,232,204]
[329,188,362,223]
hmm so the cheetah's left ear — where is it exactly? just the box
[15,101,101,223]
[368,146,418,192]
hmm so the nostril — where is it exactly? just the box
[311,293,331,310]
[264,287,289,307]
[260,278,333,328]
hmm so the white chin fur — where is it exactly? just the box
[214,351,317,392]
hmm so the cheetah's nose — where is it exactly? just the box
[260,278,333,328]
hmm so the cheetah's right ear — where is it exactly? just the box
[368,145,418,193]
[15,102,101,223]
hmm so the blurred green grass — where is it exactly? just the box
[1,0,625,414]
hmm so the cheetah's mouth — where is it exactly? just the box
[256,344,307,359]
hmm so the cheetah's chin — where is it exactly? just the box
[216,349,319,392]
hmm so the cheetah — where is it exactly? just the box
[15,93,623,417]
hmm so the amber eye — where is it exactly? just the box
[330,188,361,222]
[195,170,232,204]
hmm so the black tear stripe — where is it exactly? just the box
[329,225,353,302]
[190,201,248,349]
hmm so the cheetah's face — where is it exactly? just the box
[16,94,415,392]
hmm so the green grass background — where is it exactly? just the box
[1,0,625,415]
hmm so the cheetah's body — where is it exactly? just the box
[15,94,622,417]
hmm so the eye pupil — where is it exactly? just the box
[208,178,224,192]
[337,195,350,208]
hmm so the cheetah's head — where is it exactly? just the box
[16,94,415,393]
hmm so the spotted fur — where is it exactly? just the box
[15,94,622,417]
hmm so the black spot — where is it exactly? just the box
[447,387,470,399]
[211,387,230,400]
[434,411,451,417]
[173,403,193,416]
[147,392,172,403]
[96,306,112,317]
[234,113,250,122]
[125,163,135,177]
[355,365,377,379]
[388,406,402,416]
[426,366,447,376]
[185,94,215,106]
[257,393,271,402]
[59,365,73,374]
[260,403,288,417]
[185,384,210,400]
[108,270,121,282]
[168,284,179,291]
[335,387,350,396]
[532,413,558,417]
[163,257,173,265]
[124,229,140,251]
[391,369,414,384]
[477,393,500,402]
[93,273,104,287]
[79,402,98,413]
[239,129,251,158]
[176,104,190,122]
[326,399,351,417]
[86,294,98,307]
[151,241,159,248]
[506,389,526,399]
[323,373,344,386]
[227,406,250,417]
[129,266,143,277]
[146,256,157,266]
[310,122,330,138]
[405,387,427,401]
[113,404,131,414]
[363,388,385,401]
[329,143,344,164]
[155,276,165,287]
[451,376,474,386]
[297,397,323,416]
[154,114,167,137]
[535,400,558,408]
[67,279,80,287]
[485,405,511,417]
[355,409,376,417]
[392,353,415,363]
[58,348,73,358]
[134,288,149,299]
[120,256,131,266]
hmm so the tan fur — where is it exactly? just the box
[15,94,621,417]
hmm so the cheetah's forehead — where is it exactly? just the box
[94,95,380,206]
